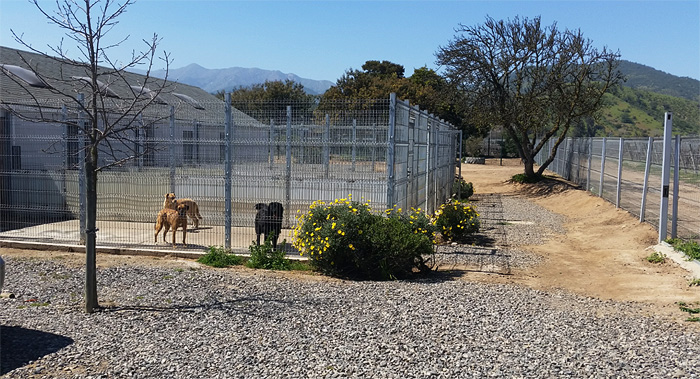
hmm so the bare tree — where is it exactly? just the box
[4,0,171,312]
[436,16,624,179]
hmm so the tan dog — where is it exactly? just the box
[154,203,188,248]
[163,193,203,228]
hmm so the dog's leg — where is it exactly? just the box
[163,224,170,243]
[154,216,164,243]
[172,227,177,248]
[182,226,187,247]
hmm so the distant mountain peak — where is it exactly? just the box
[147,64,334,95]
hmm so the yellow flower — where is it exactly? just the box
[348,244,355,250]
[331,222,336,229]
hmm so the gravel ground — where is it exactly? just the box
[2,194,700,378]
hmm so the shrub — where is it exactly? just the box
[246,237,292,270]
[197,246,243,268]
[292,196,435,280]
[452,176,474,200]
[433,199,480,242]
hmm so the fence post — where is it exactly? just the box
[659,112,673,242]
[616,138,624,208]
[458,130,463,199]
[386,93,397,210]
[672,135,680,238]
[269,119,274,170]
[324,114,330,178]
[640,137,653,222]
[586,138,592,192]
[285,106,292,214]
[599,137,606,197]
[169,106,176,194]
[77,93,86,245]
[137,114,144,169]
[224,93,232,249]
[351,119,357,172]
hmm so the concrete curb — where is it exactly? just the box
[650,241,700,279]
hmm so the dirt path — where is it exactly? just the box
[461,159,700,324]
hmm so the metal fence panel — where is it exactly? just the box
[0,95,459,253]
[538,136,700,241]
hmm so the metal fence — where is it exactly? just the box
[0,94,460,253]
[537,135,700,241]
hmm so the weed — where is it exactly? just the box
[678,301,700,322]
[246,237,292,270]
[666,238,700,261]
[162,275,173,280]
[689,278,700,287]
[174,268,184,273]
[197,246,243,268]
[645,251,666,264]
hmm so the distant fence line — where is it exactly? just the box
[537,135,700,241]
[0,94,460,253]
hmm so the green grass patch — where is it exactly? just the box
[666,238,700,261]
[678,301,700,322]
[197,246,243,268]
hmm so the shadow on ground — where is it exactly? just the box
[1,326,74,375]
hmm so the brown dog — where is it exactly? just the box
[163,193,203,228]
[154,203,188,248]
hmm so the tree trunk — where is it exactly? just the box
[523,156,536,178]
[84,148,98,313]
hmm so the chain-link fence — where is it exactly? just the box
[537,136,700,241]
[0,94,459,253]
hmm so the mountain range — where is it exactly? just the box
[147,64,334,95]
[144,60,699,136]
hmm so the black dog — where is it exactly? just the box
[254,202,284,250]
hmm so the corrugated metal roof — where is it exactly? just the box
[0,46,228,122]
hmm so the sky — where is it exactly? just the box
[1,0,699,83]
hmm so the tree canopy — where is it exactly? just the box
[218,79,317,123]
[436,16,624,178]
[320,60,477,135]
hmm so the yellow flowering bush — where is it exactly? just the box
[293,196,435,280]
[433,199,480,242]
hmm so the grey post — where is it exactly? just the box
[671,135,680,238]
[269,119,274,170]
[77,93,86,244]
[640,137,653,222]
[169,106,176,194]
[324,114,330,178]
[586,138,592,192]
[599,137,606,197]
[351,119,357,172]
[616,138,624,208]
[224,93,232,248]
[386,93,397,210]
[659,112,673,242]
[285,106,292,210]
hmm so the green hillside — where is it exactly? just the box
[596,86,700,137]
[592,61,700,137]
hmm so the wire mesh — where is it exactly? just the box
[0,97,459,253]
[538,136,700,242]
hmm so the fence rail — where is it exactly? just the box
[0,94,460,253]
[537,136,700,241]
